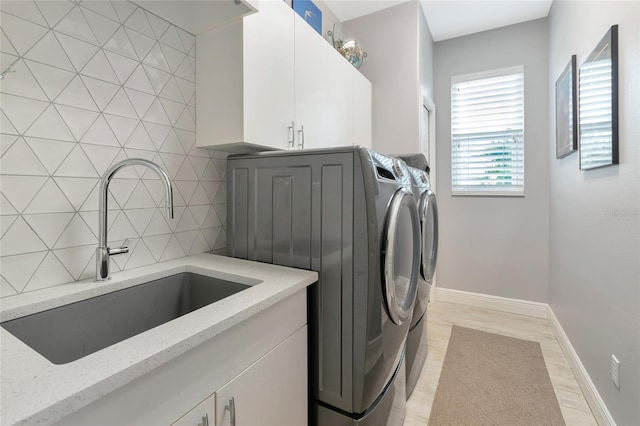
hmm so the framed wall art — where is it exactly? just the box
[556,55,578,159]
[579,25,619,170]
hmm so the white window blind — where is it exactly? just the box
[451,66,524,195]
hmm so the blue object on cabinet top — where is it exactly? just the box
[293,0,322,35]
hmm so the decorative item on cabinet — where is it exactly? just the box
[293,0,322,34]
[328,23,367,69]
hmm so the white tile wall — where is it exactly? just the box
[0,0,228,297]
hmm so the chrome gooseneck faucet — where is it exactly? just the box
[96,158,174,281]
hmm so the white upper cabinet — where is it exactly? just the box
[196,0,372,152]
[196,0,294,152]
[353,70,372,148]
[243,0,296,149]
[293,14,328,150]
[326,47,354,149]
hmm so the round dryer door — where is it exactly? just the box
[421,190,439,283]
[382,188,421,325]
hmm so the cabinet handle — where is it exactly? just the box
[226,397,236,426]
[288,122,295,148]
[297,125,305,149]
[198,414,209,426]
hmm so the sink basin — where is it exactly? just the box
[1,273,251,364]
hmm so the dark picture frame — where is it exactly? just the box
[579,25,619,170]
[556,55,578,159]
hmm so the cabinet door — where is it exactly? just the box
[326,49,354,148]
[171,394,214,426]
[293,15,327,150]
[243,0,295,149]
[215,327,307,426]
[352,70,372,148]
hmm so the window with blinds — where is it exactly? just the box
[451,66,524,195]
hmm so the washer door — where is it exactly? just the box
[382,188,421,325]
[421,190,439,283]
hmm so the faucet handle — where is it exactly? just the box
[109,239,132,256]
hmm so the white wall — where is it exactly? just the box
[310,0,341,45]
[418,5,434,104]
[433,19,550,302]
[547,2,640,424]
[344,1,433,155]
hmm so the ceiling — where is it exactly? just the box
[324,0,553,42]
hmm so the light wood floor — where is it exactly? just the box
[404,301,598,426]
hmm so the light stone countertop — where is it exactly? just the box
[0,254,317,426]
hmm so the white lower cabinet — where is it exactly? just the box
[215,327,307,426]
[172,327,307,426]
[172,394,215,426]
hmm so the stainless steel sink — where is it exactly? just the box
[1,273,251,364]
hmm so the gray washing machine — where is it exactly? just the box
[227,147,421,425]
[403,163,439,398]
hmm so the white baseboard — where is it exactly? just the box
[547,307,616,426]
[434,287,549,318]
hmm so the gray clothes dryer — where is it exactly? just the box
[227,147,422,425]
[404,165,439,399]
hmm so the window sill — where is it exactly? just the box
[451,191,525,197]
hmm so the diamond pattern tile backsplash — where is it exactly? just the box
[0,0,228,297]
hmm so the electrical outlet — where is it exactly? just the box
[611,354,620,389]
